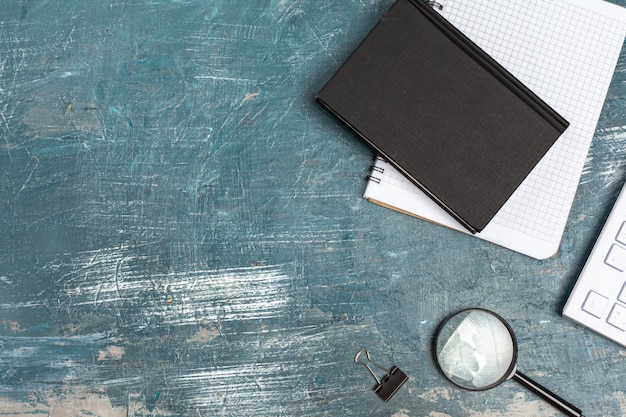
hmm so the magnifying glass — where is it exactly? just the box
[434,308,584,417]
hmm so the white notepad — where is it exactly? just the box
[363,0,626,259]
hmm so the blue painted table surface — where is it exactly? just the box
[1,1,626,416]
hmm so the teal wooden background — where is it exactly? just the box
[1,1,625,416]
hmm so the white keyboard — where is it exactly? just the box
[563,182,626,347]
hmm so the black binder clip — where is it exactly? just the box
[354,349,408,401]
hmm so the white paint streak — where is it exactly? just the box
[417,387,453,402]
[584,125,626,187]
[14,156,39,201]
[605,391,626,416]
[173,362,304,410]
[0,389,171,417]
[0,300,45,309]
[54,246,291,329]
[464,392,559,417]
[186,321,220,344]
[97,345,125,361]
[194,75,254,82]
[428,412,452,417]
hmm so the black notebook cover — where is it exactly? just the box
[317,0,569,233]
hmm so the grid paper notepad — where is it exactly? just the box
[363,0,626,259]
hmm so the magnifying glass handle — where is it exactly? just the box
[513,371,584,417]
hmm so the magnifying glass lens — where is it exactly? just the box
[435,309,516,390]
[434,309,584,417]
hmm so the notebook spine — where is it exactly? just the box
[410,0,569,132]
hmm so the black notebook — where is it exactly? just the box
[316,0,569,233]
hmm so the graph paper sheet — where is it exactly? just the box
[363,0,626,259]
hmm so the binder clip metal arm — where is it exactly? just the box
[354,349,408,401]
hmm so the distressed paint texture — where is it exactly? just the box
[1,1,626,416]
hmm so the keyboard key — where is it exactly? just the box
[619,282,626,305]
[582,291,609,318]
[607,304,626,331]
[617,222,626,246]
[605,244,626,272]
[563,180,626,347]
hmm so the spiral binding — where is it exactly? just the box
[428,1,444,10]
[367,175,382,184]
[366,156,386,184]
